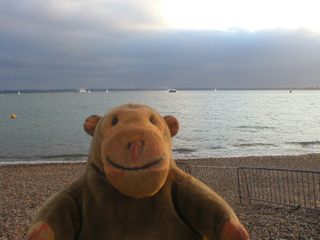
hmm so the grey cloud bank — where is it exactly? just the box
[1,0,320,90]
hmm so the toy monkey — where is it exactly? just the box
[26,103,249,240]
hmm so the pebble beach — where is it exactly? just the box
[1,154,320,239]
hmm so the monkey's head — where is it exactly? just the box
[84,103,179,198]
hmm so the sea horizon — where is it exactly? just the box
[1,87,320,94]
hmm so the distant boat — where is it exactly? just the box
[87,89,91,94]
[76,88,87,93]
[168,89,178,93]
[17,91,21,95]
[106,89,109,94]
[214,88,217,92]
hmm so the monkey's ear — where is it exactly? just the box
[164,116,179,137]
[84,115,102,137]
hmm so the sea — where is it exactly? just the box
[1,90,320,165]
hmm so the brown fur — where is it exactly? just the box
[26,103,249,240]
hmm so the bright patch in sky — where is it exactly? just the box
[161,0,319,31]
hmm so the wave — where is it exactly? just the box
[0,154,88,165]
[236,126,276,132]
[286,141,320,147]
[173,148,197,153]
[234,143,277,147]
[208,146,224,150]
[237,125,275,130]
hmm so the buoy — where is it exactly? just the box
[11,114,16,119]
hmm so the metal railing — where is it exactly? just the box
[176,162,239,203]
[175,162,192,175]
[237,167,320,211]
[176,162,320,211]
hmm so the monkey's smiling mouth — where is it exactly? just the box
[106,155,166,171]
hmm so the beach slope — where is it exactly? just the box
[1,154,319,239]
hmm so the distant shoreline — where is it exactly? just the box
[1,87,320,94]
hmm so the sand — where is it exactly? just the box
[1,154,319,239]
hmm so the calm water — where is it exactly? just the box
[1,90,320,164]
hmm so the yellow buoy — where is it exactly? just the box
[11,114,16,119]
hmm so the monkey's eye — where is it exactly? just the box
[112,118,118,126]
[150,118,156,125]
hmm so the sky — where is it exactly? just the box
[1,0,320,90]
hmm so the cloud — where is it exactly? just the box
[1,0,166,32]
[107,29,320,88]
[1,0,320,90]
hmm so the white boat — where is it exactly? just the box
[87,89,91,94]
[17,91,21,95]
[168,89,178,93]
[106,89,109,94]
[214,88,217,92]
[76,88,87,93]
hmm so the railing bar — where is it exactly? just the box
[226,169,231,192]
[267,170,271,201]
[317,173,320,209]
[294,171,299,206]
[261,169,265,201]
[232,169,236,194]
[240,196,320,211]
[247,169,253,200]
[262,169,266,201]
[308,172,312,208]
[306,172,310,208]
[246,172,254,202]
[278,170,282,203]
[246,169,251,200]
[226,169,230,190]
[298,171,302,208]
[240,196,299,207]
[241,168,245,201]
[312,173,317,209]
[261,169,266,201]
[291,171,296,206]
[237,167,320,173]
[237,168,242,203]
[267,169,272,202]
[233,169,237,193]
[302,171,307,207]
[301,206,320,211]
[282,170,286,204]
[256,169,260,201]
[187,165,238,169]
[279,170,283,203]
[289,171,293,205]
[280,170,284,204]
[309,173,314,209]
[272,169,277,203]
[285,172,292,203]
[280,171,287,202]
[318,172,320,209]
[312,173,316,209]
[241,168,246,202]
[285,170,290,204]
[254,169,258,200]
[266,169,271,201]
[282,170,288,204]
